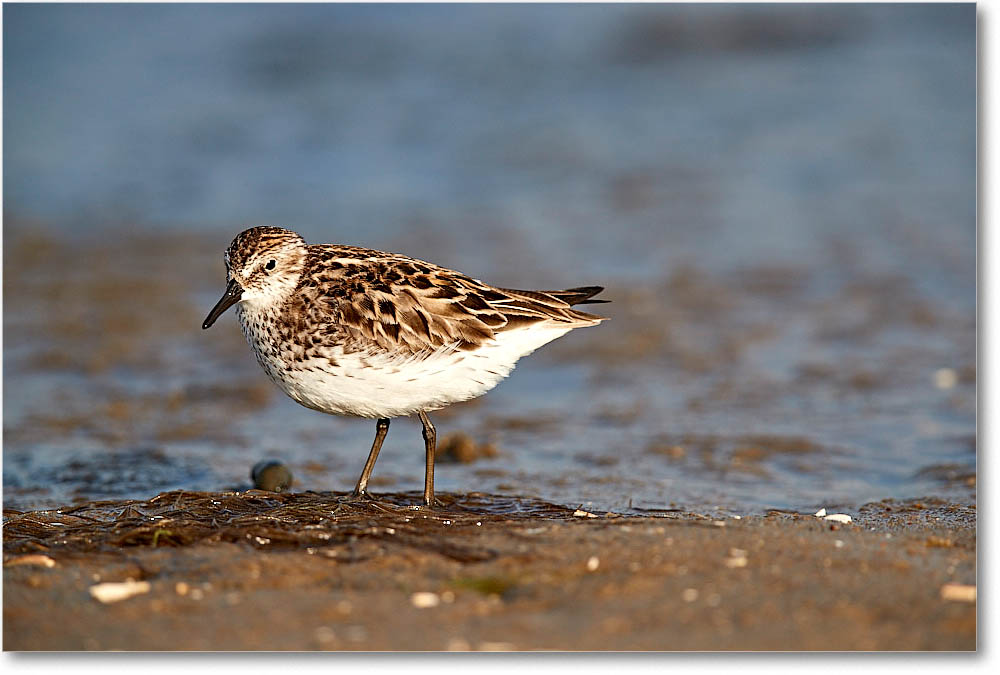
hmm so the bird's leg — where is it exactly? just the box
[418,411,436,506]
[352,418,390,498]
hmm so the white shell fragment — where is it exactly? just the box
[934,368,958,390]
[478,641,516,651]
[814,508,852,523]
[725,548,749,568]
[940,583,976,603]
[89,579,151,604]
[573,509,599,518]
[410,592,441,608]
[4,554,57,568]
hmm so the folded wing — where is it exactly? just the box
[308,246,606,355]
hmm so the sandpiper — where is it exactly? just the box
[203,226,607,505]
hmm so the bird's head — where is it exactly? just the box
[202,226,308,329]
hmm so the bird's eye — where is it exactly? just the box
[265,259,276,271]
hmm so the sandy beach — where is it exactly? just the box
[3,490,976,651]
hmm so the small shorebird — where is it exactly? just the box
[203,226,607,506]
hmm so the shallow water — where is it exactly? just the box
[2,4,975,514]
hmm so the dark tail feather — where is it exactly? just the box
[548,286,608,306]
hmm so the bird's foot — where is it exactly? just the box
[345,488,377,503]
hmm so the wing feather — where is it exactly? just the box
[302,245,606,355]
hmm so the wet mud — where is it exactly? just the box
[3,490,975,650]
[2,224,976,514]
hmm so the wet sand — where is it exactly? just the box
[2,223,977,514]
[3,490,976,651]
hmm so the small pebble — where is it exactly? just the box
[681,588,699,602]
[934,368,957,390]
[940,583,976,603]
[314,626,336,644]
[411,592,441,608]
[725,550,748,568]
[89,579,150,604]
[4,554,56,568]
[478,641,516,651]
[437,431,498,463]
[251,459,293,492]
[586,556,600,571]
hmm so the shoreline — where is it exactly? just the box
[3,490,977,651]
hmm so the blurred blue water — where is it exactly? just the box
[5,4,974,279]
[3,4,976,513]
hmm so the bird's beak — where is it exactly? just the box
[202,278,244,329]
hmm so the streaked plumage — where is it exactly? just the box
[203,226,607,505]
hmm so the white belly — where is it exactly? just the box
[244,318,574,419]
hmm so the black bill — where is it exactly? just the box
[202,278,244,329]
